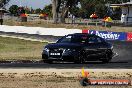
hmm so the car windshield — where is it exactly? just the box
[57,35,104,44]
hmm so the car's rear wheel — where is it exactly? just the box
[101,54,112,63]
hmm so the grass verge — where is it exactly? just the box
[0,36,47,60]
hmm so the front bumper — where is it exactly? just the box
[42,50,79,62]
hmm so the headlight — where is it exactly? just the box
[44,48,49,52]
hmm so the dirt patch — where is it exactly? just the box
[0,69,132,88]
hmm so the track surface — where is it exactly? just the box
[0,40,131,69]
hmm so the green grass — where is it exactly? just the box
[0,37,48,60]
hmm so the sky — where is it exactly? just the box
[6,0,51,9]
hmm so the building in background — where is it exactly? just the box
[111,0,132,25]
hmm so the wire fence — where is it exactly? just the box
[3,14,129,26]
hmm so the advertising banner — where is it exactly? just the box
[82,30,127,41]
[127,32,132,41]
[89,30,127,41]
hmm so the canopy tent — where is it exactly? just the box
[39,13,48,17]
[20,13,27,17]
[0,8,9,13]
[105,17,113,22]
[90,13,98,18]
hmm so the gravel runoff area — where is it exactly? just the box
[0,69,132,88]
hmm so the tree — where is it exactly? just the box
[52,0,80,23]
[77,8,86,18]
[70,7,80,17]
[35,8,42,14]
[9,5,18,15]
[94,1,108,18]
[59,0,80,23]
[43,4,52,18]
[25,6,31,14]
[0,0,10,8]
[52,0,59,23]
[17,7,25,15]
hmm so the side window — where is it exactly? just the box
[58,35,72,43]
[97,37,106,43]
[88,37,98,43]
[72,35,87,43]
[97,37,102,43]
[88,37,104,43]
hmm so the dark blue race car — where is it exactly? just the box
[42,33,114,63]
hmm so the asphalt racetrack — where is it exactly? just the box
[0,39,132,69]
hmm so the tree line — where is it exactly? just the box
[0,0,131,23]
[8,4,52,17]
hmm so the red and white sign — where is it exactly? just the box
[82,30,89,33]
[127,32,132,41]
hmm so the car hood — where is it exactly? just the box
[45,43,82,49]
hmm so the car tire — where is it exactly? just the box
[74,54,85,64]
[101,55,112,63]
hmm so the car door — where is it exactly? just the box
[96,37,108,58]
[84,36,106,60]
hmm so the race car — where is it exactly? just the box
[42,33,114,63]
